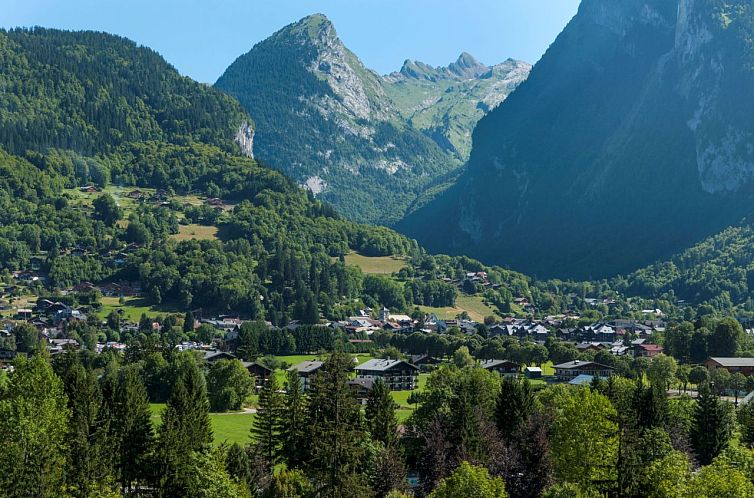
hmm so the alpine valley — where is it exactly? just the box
[10,3,754,498]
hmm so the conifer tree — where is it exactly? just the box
[252,372,284,466]
[63,362,113,497]
[306,352,371,497]
[495,376,534,440]
[633,380,667,430]
[691,383,733,465]
[158,358,212,495]
[108,366,154,493]
[281,369,308,468]
[365,378,399,447]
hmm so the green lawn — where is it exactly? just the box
[342,252,407,275]
[97,296,179,321]
[419,294,501,322]
[390,373,428,422]
[150,403,255,446]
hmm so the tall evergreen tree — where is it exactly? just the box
[183,310,196,333]
[632,381,667,431]
[158,358,212,495]
[495,376,534,441]
[105,366,154,493]
[691,383,733,465]
[63,362,113,497]
[281,369,308,468]
[306,352,371,498]
[365,378,399,447]
[252,372,284,467]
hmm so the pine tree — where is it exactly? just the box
[495,376,534,441]
[306,352,371,497]
[365,378,399,447]
[108,366,154,493]
[183,310,195,333]
[225,443,252,487]
[281,369,308,468]
[252,372,284,466]
[633,380,667,430]
[63,362,113,497]
[158,358,212,495]
[691,383,733,465]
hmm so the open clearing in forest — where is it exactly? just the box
[343,252,407,274]
[419,294,501,322]
[172,224,219,241]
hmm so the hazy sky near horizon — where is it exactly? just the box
[3,0,581,83]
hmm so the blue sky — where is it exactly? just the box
[3,0,581,83]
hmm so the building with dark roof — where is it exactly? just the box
[704,357,754,376]
[480,359,520,375]
[289,360,325,390]
[354,359,419,391]
[553,360,614,381]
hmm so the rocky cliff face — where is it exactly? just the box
[400,0,754,279]
[215,14,461,225]
[384,54,531,159]
[235,121,255,158]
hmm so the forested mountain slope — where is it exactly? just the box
[0,27,418,322]
[401,0,754,279]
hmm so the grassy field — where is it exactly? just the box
[150,403,255,446]
[97,296,179,321]
[172,224,219,241]
[391,372,428,422]
[343,252,406,275]
[419,294,500,322]
[65,186,204,213]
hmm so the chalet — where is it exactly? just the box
[48,338,80,355]
[73,281,96,293]
[290,361,325,391]
[127,189,144,200]
[525,366,543,379]
[480,359,520,375]
[410,354,442,371]
[244,362,273,388]
[202,350,237,364]
[355,359,419,391]
[635,344,664,358]
[347,378,374,404]
[704,357,754,376]
[15,309,33,320]
[575,342,606,353]
[554,360,614,381]
[79,185,98,193]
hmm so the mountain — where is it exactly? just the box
[0,27,419,320]
[215,14,463,225]
[400,0,754,279]
[384,54,531,160]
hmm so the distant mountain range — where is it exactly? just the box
[215,14,528,225]
[384,53,531,160]
[401,0,754,279]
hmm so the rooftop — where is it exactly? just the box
[290,360,324,373]
[355,358,418,372]
[707,357,754,367]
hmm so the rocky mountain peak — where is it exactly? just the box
[447,52,488,79]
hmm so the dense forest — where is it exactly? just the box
[4,346,754,497]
